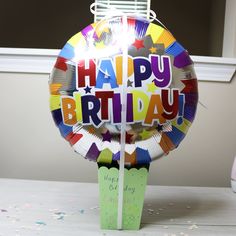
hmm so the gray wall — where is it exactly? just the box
[0,72,235,187]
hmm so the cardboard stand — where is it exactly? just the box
[98,162,149,230]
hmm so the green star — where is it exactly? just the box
[139,129,152,140]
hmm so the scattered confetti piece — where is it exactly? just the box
[188,224,198,230]
[23,203,32,208]
[54,211,66,216]
[147,209,154,215]
[0,209,7,212]
[35,221,47,226]
[57,215,64,220]
[79,209,84,214]
[49,208,59,212]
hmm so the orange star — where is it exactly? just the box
[149,46,157,53]
[132,39,145,50]
[88,127,96,134]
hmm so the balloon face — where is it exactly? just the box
[49,16,198,166]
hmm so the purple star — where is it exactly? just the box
[84,86,92,94]
[101,130,112,142]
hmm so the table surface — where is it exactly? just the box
[0,178,236,236]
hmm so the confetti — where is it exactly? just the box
[49,208,59,212]
[79,209,84,214]
[54,211,66,216]
[0,209,7,212]
[35,221,47,226]
[22,203,32,208]
[188,224,198,230]
[147,208,154,213]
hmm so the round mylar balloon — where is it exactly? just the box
[49,16,198,166]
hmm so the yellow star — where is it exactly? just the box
[147,82,158,93]
[149,46,157,53]
[103,27,110,34]
[95,40,105,49]
[139,129,152,140]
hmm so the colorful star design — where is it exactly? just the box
[118,132,133,144]
[147,82,158,93]
[127,79,133,87]
[88,127,96,134]
[95,40,105,49]
[156,124,163,132]
[132,39,145,50]
[101,130,112,142]
[139,129,152,140]
[104,72,110,79]
[149,46,157,53]
[125,132,133,144]
[84,85,92,94]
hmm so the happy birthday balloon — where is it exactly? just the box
[49,16,198,166]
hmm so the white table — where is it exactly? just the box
[0,178,236,236]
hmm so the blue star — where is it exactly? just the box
[84,86,92,94]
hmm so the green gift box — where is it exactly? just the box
[98,163,149,230]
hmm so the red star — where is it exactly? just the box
[118,132,133,144]
[125,132,133,144]
[132,39,145,50]
[181,79,198,93]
